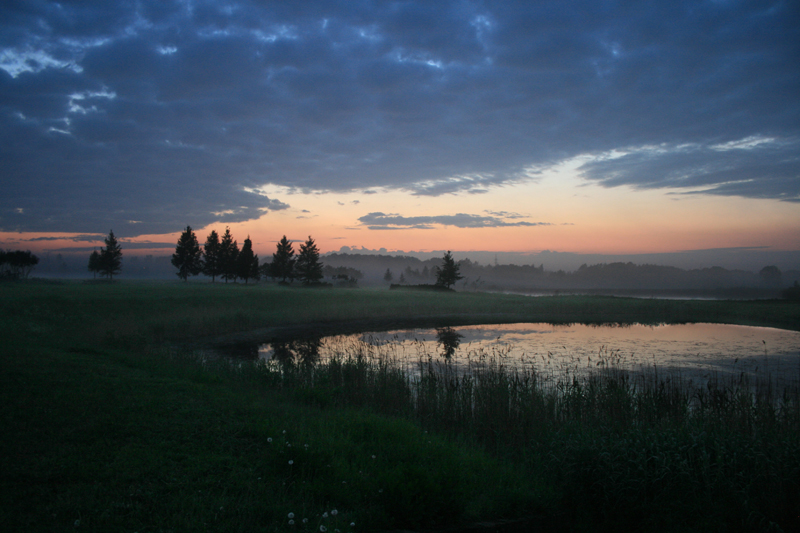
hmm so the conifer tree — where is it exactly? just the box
[269,235,295,283]
[295,236,324,285]
[236,235,260,284]
[88,250,101,278]
[435,250,463,289]
[384,268,393,283]
[99,230,122,280]
[202,230,222,282]
[171,226,204,281]
[219,227,239,283]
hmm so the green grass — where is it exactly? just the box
[2,279,799,531]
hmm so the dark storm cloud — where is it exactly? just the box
[358,212,553,230]
[1,0,798,236]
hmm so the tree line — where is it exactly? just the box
[170,226,324,285]
[85,227,462,288]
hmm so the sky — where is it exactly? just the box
[1,0,799,270]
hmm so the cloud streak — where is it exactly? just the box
[358,212,554,230]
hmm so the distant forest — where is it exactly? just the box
[29,248,800,294]
[322,253,800,293]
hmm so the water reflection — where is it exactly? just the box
[267,337,323,367]
[436,327,462,359]
[220,322,800,388]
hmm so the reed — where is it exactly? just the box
[246,339,800,531]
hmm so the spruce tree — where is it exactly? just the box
[99,230,122,280]
[295,236,324,285]
[171,226,204,281]
[269,235,295,283]
[88,250,101,278]
[202,230,222,282]
[219,227,239,283]
[434,250,463,289]
[236,236,260,284]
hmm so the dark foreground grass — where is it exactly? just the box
[2,280,800,532]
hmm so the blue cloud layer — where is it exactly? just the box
[1,0,798,235]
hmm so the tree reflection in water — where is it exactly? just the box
[269,337,323,367]
[436,327,462,359]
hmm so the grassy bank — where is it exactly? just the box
[2,280,799,531]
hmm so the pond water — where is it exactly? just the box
[220,322,800,388]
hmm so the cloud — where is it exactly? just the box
[577,137,800,201]
[0,0,798,236]
[27,234,105,242]
[358,212,553,230]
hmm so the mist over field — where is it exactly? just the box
[28,246,799,297]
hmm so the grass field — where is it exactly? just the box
[2,280,799,532]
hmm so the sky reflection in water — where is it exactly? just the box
[249,323,800,387]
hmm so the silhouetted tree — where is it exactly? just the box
[88,250,101,278]
[258,261,271,280]
[202,230,222,282]
[295,236,324,285]
[269,235,295,282]
[98,230,122,280]
[783,281,800,301]
[759,265,782,287]
[384,268,393,283]
[219,227,239,283]
[399,272,405,283]
[236,235,260,284]
[0,250,38,279]
[172,226,204,281]
[435,251,463,289]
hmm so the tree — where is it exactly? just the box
[295,236,324,285]
[172,226,204,282]
[219,227,239,283]
[269,235,295,283]
[98,230,122,280]
[202,230,222,282]
[236,235,260,284]
[435,250,463,289]
[0,250,38,279]
[759,265,782,287]
[384,268,393,283]
[88,250,101,278]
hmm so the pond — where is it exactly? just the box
[216,322,800,389]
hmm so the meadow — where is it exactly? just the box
[1,280,799,532]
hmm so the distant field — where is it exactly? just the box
[2,280,799,532]
[2,279,798,346]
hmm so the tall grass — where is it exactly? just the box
[244,340,800,532]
